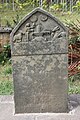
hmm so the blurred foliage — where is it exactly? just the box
[5,14,21,27]
[0,62,13,95]
[12,14,20,27]
[0,44,11,65]
[73,0,80,13]
[50,3,63,11]
[65,19,80,45]
[66,19,80,95]
[0,80,13,95]
[69,81,80,94]
[68,73,80,94]
[3,65,12,76]
[69,73,80,82]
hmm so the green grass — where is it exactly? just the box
[0,80,13,95]
[68,74,80,94]
[0,8,34,26]
[69,80,80,94]
[0,8,80,26]
[51,12,80,23]
[0,63,13,95]
[0,63,12,80]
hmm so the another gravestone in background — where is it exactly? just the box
[10,8,68,113]
[0,27,12,52]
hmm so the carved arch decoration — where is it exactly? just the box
[10,8,68,55]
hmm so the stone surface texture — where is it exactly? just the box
[0,94,80,120]
[10,8,68,113]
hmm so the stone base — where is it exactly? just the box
[0,95,80,120]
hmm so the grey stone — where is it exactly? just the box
[69,94,80,105]
[70,101,78,107]
[0,95,13,103]
[76,94,80,104]
[35,115,80,120]
[1,100,80,120]
[69,94,78,102]
[68,94,80,111]
[0,95,80,120]
[10,8,68,113]
[68,101,78,111]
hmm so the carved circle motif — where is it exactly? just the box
[40,15,48,22]
[30,15,38,22]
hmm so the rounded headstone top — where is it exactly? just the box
[10,8,68,56]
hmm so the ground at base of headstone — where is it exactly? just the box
[0,94,80,120]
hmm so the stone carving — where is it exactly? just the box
[12,9,67,55]
[30,15,38,22]
[14,11,67,44]
[13,12,67,44]
[13,32,23,43]
[13,22,66,43]
[40,14,48,21]
[11,8,68,113]
[23,23,35,42]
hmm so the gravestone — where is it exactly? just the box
[10,8,68,113]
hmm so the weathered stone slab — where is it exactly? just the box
[11,8,68,113]
[12,54,68,113]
